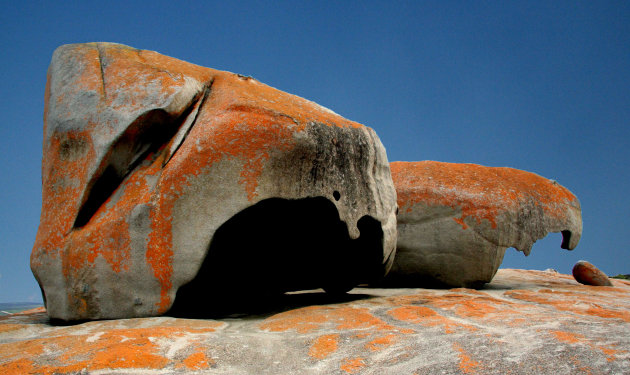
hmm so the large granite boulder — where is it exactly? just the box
[2,270,629,374]
[386,161,582,287]
[30,43,397,321]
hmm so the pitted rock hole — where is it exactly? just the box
[169,197,384,317]
[58,137,89,161]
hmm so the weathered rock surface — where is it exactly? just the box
[2,270,629,374]
[31,43,397,321]
[573,260,613,286]
[387,161,583,287]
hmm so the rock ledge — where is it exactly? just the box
[2,269,629,374]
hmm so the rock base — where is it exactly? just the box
[1,269,629,374]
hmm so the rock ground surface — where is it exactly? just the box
[2,269,629,374]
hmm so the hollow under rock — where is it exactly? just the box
[168,197,384,318]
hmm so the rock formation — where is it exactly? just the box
[386,161,582,287]
[30,43,397,321]
[573,260,613,286]
[3,270,629,374]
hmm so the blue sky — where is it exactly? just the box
[1,1,628,303]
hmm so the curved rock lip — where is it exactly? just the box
[31,42,397,321]
[2,270,629,374]
[386,161,583,287]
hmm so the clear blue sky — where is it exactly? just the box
[1,1,628,303]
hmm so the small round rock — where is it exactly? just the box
[572,260,613,286]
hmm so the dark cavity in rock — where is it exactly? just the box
[169,197,385,318]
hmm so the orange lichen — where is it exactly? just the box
[0,324,25,334]
[15,307,46,315]
[0,323,222,374]
[391,161,579,229]
[506,289,630,322]
[309,334,339,359]
[452,342,481,374]
[340,357,365,373]
[387,305,474,334]
[0,358,37,374]
[385,290,542,329]
[550,330,627,362]
[365,334,397,351]
[32,128,96,263]
[431,294,523,320]
[552,330,584,344]
[260,305,397,334]
[177,349,214,370]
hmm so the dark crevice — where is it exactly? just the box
[168,197,385,318]
[163,81,213,167]
[96,44,107,100]
[73,92,204,228]
[560,230,572,249]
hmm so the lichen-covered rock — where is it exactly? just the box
[2,270,629,374]
[386,161,582,287]
[30,43,397,321]
[573,260,613,286]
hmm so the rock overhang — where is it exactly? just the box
[386,161,583,287]
[31,42,397,321]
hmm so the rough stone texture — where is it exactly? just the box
[31,43,397,321]
[573,260,613,286]
[2,270,629,374]
[387,161,583,287]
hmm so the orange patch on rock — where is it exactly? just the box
[429,292,527,321]
[0,324,221,374]
[260,305,397,334]
[390,161,579,229]
[365,334,397,351]
[506,289,630,322]
[387,305,476,334]
[0,323,25,334]
[453,342,481,374]
[309,334,339,359]
[177,349,214,370]
[550,330,627,362]
[32,128,96,264]
[340,357,366,373]
[552,330,584,344]
[16,307,46,315]
[0,358,37,374]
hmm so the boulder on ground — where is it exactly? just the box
[386,161,582,287]
[573,260,613,286]
[31,43,397,321]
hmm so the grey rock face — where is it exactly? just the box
[385,161,582,288]
[31,43,397,321]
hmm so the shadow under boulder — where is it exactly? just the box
[168,197,384,318]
